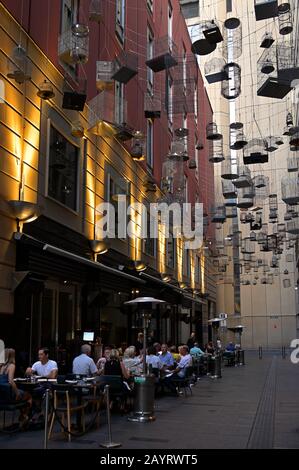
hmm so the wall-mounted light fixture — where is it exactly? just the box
[7,200,40,232]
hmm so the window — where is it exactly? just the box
[146,120,154,169]
[184,174,188,203]
[195,255,201,285]
[147,0,153,13]
[166,228,176,269]
[194,83,198,123]
[115,81,124,124]
[226,0,232,13]
[147,28,154,93]
[166,74,173,126]
[47,124,79,211]
[183,249,191,278]
[180,0,199,19]
[144,211,156,257]
[105,164,129,239]
[60,0,79,33]
[116,0,125,42]
[183,48,187,91]
[168,3,173,41]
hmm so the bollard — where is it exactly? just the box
[100,385,122,448]
[43,389,50,450]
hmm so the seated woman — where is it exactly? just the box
[104,349,130,380]
[205,341,215,355]
[0,348,32,427]
[122,346,142,376]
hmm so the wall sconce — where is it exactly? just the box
[161,272,172,283]
[7,200,40,232]
[128,260,147,272]
[179,282,188,290]
[89,239,110,260]
[71,121,84,138]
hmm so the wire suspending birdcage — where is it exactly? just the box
[221,63,241,100]
[222,18,242,61]
[204,58,227,84]
[221,156,239,180]
[281,175,299,204]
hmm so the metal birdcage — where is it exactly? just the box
[253,175,268,188]
[88,91,119,134]
[278,9,293,35]
[96,61,115,91]
[161,158,185,205]
[112,51,138,84]
[190,22,217,56]
[276,43,299,85]
[58,24,89,65]
[290,132,299,148]
[62,78,87,111]
[208,138,224,163]
[251,211,263,231]
[286,219,299,234]
[254,0,278,21]
[7,45,32,84]
[233,165,251,188]
[206,122,222,140]
[222,17,242,61]
[167,137,189,161]
[146,36,178,72]
[266,136,279,152]
[237,187,254,209]
[131,131,146,161]
[241,238,255,254]
[278,1,291,12]
[221,156,239,180]
[287,154,299,172]
[226,206,238,218]
[241,183,255,200]
[204,58,227,84]
[257,46,292,99]
[281,175,299,204]
[260,32,275,48]
[211,205,226,223]
[221,63,241,100]
[244,139,269,165]
[230,132,248,150]
[222,180,237,199]
[144,92,161,119]
[89,0,103,22]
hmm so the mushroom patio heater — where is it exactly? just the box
[125,297,165,422]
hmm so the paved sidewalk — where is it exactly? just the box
[0,352,298,449]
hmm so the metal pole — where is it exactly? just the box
[43,389,49,450]
[100,385,121,448]
[142,312,147,374]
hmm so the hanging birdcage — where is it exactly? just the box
[89,0,103,22]
[266,136,279,152]
[62,78,87,111]
[253,175,267,188]
[222,18,242,61]
[244,139,269,165]
[222,180,237,199]
[250,231,257,241]
[131,131,146,161]
[241,238,256,254]
[168,137,189,161]
[196,140,204,150]
[221,156,239,180]
[251,211,263,231]
[146,36,178,72]
[230,132,248,150]
[276,43,299,86]
[230,121,243,130]
[221,63,241,100]
[144,92,161,119]
[257,47,292,99]
[211,205,226,224]
[286,218,299,235]
[190,22,217,56]
[202,20,223,44]
[7,45,32,84]
[204,58,228,84]
[278,1,291,12]
[88,91,116,134]
[233,166,251,188]
[58,24,89,65]
[188,159,197,170]
[112,51,138,84]
[254,0,279,21]
[208,138,224,163]
[278,9,293,35]
[289,132,299,148]
[206,122,222,140]
[281,175,299,204]
[237,188,254,209]
[242,183,255,199]
[283,278,291,288]
[225,198,237,207]
[96,61,115,91]
[161,158,185,205]
[287,154,299,172]
[226,207,238,218]
[260,32,275,48]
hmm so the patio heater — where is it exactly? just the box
[208,318,222,378]
[124,297,165,422]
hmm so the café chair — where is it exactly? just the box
[0,383,29,433]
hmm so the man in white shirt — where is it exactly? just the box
[26,348,58,379]
[162,345,192,394]
[146,346,163,370]
[73,344,98,376]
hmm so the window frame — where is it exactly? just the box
[116,0,126,44]
[115,80,124,125]
[146,119,154,170]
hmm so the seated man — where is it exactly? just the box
[190,342,205,359]
[159,344,174,368]
[26,348,58,379]
[162,345,192,395]
[146,346,163,372]
[226,342,236,352]
[73,344,98,377]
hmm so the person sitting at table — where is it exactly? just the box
[0,348,32,427]
[146,346,163,373]
[135,332,144,356]
[162,345,192,395]
[226,342,236,352]
[205,341,215,355]
[103,349,130,380]
[96,346,112,373]
[72,344,98,377]
[122,346,142,375]
[190,342,205,359]
[153,342,161,354]
[26,348,58,379]
[159,344,174,368]
[169,346,180,363]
